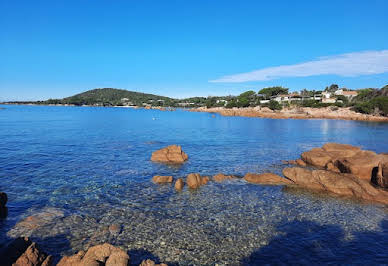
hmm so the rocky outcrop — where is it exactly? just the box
[0,237,52,266]
[299,143,388,185]
[152,175,173,184]
[140,259,168,266]
[151,145,188,164]
[244,173,292,185]
[283,167,388,204]
[174,178,184,190]
[213,173,236,182]
[187,173,209,189]
[375,160,388,188]
[190,106,388,122]
[57,243,129,266]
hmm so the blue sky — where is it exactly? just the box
[1,0,387,101]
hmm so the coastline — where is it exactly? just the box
[2,103,388,122]
[190,106,388,122]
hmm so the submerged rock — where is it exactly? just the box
[57,243,129,266]
[140,259,168,266]
[244,173,292,185]
[152,175,173,184]
[0,237,52,266]
[213,173,236,182]
[283,167,388,204]
[174,178,184,191]
[7,207,65,237]
[151,145,188,164]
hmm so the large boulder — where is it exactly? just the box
[152,175,173,184]
[57,243,129,266]
[186,173,208,189]
[151,145,188,164]
[321,143,361,156]
[282,167,388,204]
[301,148,333,168]
[0,237,52,266]
[375,160,388,188]
[244,173,292,185]
[335,153,382,181]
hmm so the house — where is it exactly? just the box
[342,91,358,98]
[322,91,332,99]
[259,100,270,104]
[322,97,336,103]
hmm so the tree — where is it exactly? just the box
[327,84,339,92]
[258,86,289,98]
[268,100,282,110]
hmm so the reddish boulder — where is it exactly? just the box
[0,237,52,266]
[151,145,188,164]
[57,243,129,266]
[244,173,293,185]
[152,175,173,184]
[174,178,184,191]
[301,148,333,168]
[13,242,52,266]
[335,153,382,181]
[213,173,236,182]
[282,167,388,204]
[375,160,388,188]
[322,143,360,157]
[186,173,209,189]
[295,159,307,167]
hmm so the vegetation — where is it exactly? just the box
[3,85,387,117]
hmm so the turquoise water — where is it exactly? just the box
[0,105,387,265]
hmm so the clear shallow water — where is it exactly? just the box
[0,105,387,265]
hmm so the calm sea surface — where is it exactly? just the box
[0,105,387,265]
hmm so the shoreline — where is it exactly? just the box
[190,106,388,122]
[2,103,388,122]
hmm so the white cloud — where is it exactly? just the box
[210,50,388,83]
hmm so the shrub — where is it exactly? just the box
[268,100,282,110]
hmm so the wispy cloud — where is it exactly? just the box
[210,50,388,83]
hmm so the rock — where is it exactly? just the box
[186,173,208,189]
[213,173,236,182]
[375,159,388,188]
[151,145,188,164]
[174,178,184,191]
[326,162,340,173]
[282,167,388,204]
[321,143,361,156]
[335,153,383,181]
[140,259,168,266]
[0,237,52,266]
[0,192,7,208]
[301,148,333,168]
[13,242,52,266]
[57,243,130,266]
[108,224,121,235]
[244,173,293,185]
[295,159,307,167]
[152,175,173,184]
[8,208,65,237]
[201,176,210,185]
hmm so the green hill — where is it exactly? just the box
[46,88,176,106]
